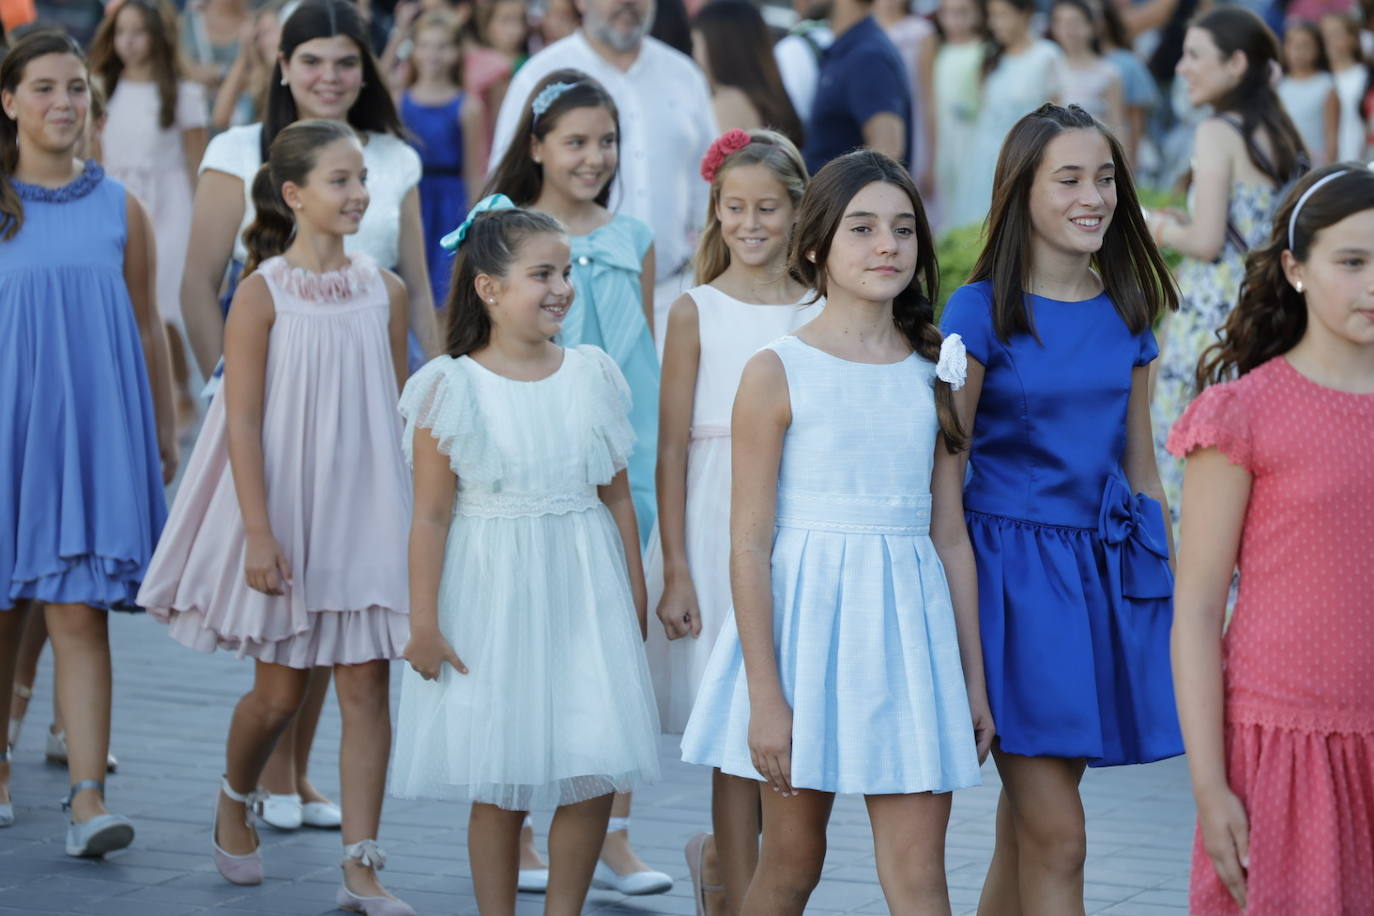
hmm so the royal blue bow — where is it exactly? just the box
[440,193,516,251]
[1097,475,1173,601]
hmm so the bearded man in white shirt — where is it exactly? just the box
[490,0,719,349]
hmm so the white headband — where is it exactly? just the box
[1288,169,1351,251]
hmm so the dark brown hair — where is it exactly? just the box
[443,207,566,356]
[0,30,87,242]
[691,0,804,147]
[1197,163,1374,388]
[969,103,1178,342]
[789,150,967,452]
[262,0,404,160]
[982,0,1035,79]
[1284,20,1330,73]
[242,118,358,274]
[88,0,183,130]
[407,9,467,89]
[482,68,619,207]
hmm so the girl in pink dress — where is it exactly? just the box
[137,119,415,916]
[1169,163,1374,915]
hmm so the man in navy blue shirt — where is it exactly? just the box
[802,0,912,174]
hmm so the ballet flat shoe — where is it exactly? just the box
[591,861,674,895]
[66,813,135,857]
[517,868,549,893]
[213,779,263,885]
[256,792,303,830]
[45,730,118,773]
[336,883,417,916]
[0,801,13,828]
[301,799,342,828]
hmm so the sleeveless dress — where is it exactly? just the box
[401,91,468,307]
[933,40,986,232]
[942,281,1183,767]
[1278,73,1336,165]
[0,162,166,612]
[136,255,411,667]
[389,345,661,811]
[560,214,658,544]
[1152,180,1276,526]
[643,287,822,733]
[1167,358,1374,915]
[967,40,1064,219]
[680,336,982,795]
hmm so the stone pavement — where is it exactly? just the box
[0,612,1199,915]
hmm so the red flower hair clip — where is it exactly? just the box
[699,129,754,183]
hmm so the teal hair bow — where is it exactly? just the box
[440,193,516,251]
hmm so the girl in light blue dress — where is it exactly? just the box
[681,151,992,914]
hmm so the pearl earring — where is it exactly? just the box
[280,76,288,86]
[1295,281,1304,294]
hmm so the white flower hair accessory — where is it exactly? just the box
[531,81,577,121]
[936,333,967,390]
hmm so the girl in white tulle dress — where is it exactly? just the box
[391,196,660,915]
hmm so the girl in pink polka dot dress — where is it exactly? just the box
[1169,163,1374,916]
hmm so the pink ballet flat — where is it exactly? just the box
[337,839,415,916]
[213,778,264,886]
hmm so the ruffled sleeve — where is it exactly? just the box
[938,283,995,365]
[397,357,505,483]
[1165,381,1253,471]
[576,345,636,485]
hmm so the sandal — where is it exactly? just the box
[684,832,725,916]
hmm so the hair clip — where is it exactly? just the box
[441,193,516,251]
[531,81,577,121]
[699,129,754,183]
[936,333,967,390]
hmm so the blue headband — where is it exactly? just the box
[531,81,577,121]
[440,194,516,251]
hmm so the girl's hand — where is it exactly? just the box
[969,696,995,764]
[244,531,291,595]
[656,576,702,640]
[403,625,468,680]
[159,433,180,485]
[748,694,795,797]
[1196,784,1249,909]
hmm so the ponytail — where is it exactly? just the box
[242,163,297,275]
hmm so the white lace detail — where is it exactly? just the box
[342,838,387,869]
[457,489,601,519]
[936,333,967,390]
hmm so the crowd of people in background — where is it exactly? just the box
[0,0,1372,913]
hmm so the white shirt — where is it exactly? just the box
[774,25,834,125]
[490,32,718,282]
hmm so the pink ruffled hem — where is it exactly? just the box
[164,605,408,668]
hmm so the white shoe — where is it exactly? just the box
[591,861,674,895]
[301,799,342,829]
[44,729,118,773]
[255,793,303,830]
[0,748,13,828]
[517,868,549,893]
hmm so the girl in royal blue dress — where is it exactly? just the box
[940,103,1184,914]
[0,30,175,854]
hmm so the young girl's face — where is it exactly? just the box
[1292,208,1374,347]
[530,104,617,203]
[1177,26,1241,107]
[1319,15,1357,64]
[936,0,981,42]
[486,0,528,54]
[255,11,283,65]
[1284,26,1320,73]
[821,181,919,303]
[541,0,579,43]
[1050,3,1094,56]
[484,230,574,340]
[716,162,796,270]
[411,24,460,82]
[1,52,89,157]
[1028,128,1116,258]
[113,5,155,70]
[283,137,370,237]
[281,35,366,121]
[986,0,1030,47]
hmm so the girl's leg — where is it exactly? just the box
[44,603,112,823]
[10,602,45,744]
[866,791,954,916]
[740,787,834,916]
[470,802,526,916]
[216,661,311,855]
[332,660,398,899]
[978,750,1089,916]
[977,789,1022,916]
[519,818,548,871]
[547,792,616,916]
[598,791,668,882]
[711,768,762,915]
[260,666,334,807]
[0,602,29,806]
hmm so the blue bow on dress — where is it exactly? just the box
[1097,475,1173,601]
[440,193,516,251]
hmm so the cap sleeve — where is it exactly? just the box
[575,345,636,485]
[1165,381,1253,471]
[1135,327,1160,367]
[397,357,505,483]
[939,283,995,365]
[176,81,208,130]
[199,124,259,179]
[618,214,654,261]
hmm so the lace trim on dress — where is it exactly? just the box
[12,160,104,202]
[577,345,636,486]
[397,357,506,485]
[261,253,379,302]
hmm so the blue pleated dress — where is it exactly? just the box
[940,280,1183,767]
[0,162,167,611]
[680,335,982,795]
[401,91,468,309]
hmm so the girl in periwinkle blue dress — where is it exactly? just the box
[940,103,1183,914]
[681,151,993,915]
[0,32,175,853]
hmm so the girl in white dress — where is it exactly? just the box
[1278,21,1339,165]
[930,0,986,232]
[1319,13,1367,161]
[392,198,660,916]
[645,128,819,915]
[1050,0,1124,136]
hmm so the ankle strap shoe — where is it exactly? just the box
[64,780,134,857]
[213,777,264,885]
[337,840,416,916]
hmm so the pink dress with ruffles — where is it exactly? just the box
[137,255,410,668]
[1167,356,1374,915]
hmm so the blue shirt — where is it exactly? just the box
[802,16,912,174]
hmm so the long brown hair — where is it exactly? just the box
[969,103,1178,342]
[242,118,358,275]
[0,30,87,242]
[788,150,968,452]
[443,207,566,356]
[1197,164,1374,389]
[691,0,804,147]
[88,0,183,131]
[695,129,808,284]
